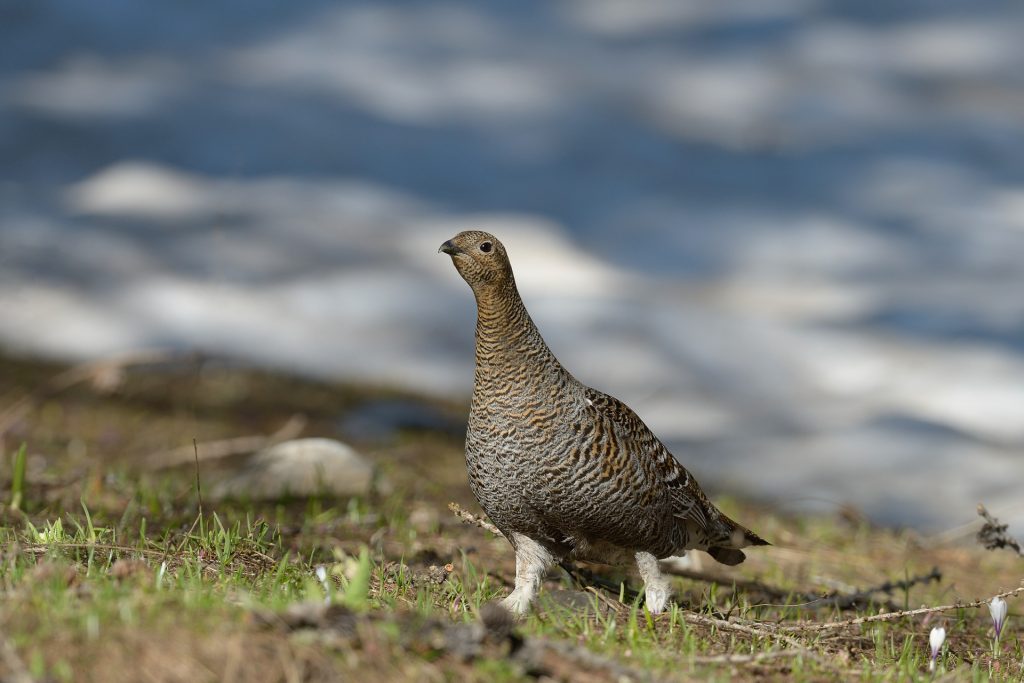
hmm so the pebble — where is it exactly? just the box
[210,438,377,501]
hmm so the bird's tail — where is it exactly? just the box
[706,514,770,566]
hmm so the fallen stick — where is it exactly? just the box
[689,648,812,665]
[22,542,169,558]
[585,586,627,614]
[682,612,811,652]
[143,414,306,469]
[660,564,917,612]
[779,583,1024,632]
[796,567,941,612]
[448,502,502,536]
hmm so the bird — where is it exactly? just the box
[439,230,768,614]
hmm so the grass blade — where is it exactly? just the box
[10,443,27,511]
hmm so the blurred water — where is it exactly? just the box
[2,0,1023,531]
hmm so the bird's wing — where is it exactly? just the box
[583,387,714,538]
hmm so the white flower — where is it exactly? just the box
[989,596,1008,640]
[315,565,331,605]
[929,626,945,672]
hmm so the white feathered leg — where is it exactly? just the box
[635,551,671,614]
[501,533,553,615]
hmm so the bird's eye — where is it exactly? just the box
[479,241,492,253]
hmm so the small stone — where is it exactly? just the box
[211,438,377,501]
[411,564,450,586]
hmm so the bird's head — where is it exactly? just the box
[439,231,514,293]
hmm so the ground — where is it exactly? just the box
[0,350,1020,682]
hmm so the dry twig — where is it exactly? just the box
[977,504,1023,557]
[689,649,811,665]
[584,586,627,614]
[23,542,169,558]
[660,564,939,612]
[683,612,811,652]
[448,502,502,536]
[798,567,941,612]
[144,414,306,469]
[779,583,1024,632]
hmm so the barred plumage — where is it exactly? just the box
[440,231,768,614]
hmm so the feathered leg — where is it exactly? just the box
[501,533,554,615]
[635,551,671,614]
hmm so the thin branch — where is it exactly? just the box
[144,414,306,469]
[790,567,941,612]
[659,563,771,591]
[25,539,272,567]
[689,649,812,665]
[584,586,626,614]
[683,612,811,651]
[977,504,1023,557]
[780,583,1024,632]
[662,562,938,613]
[661,563,894,611]
[448,502,502,536]
[22,542,169,558]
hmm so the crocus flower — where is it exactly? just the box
[929,626,945,672]
[989,596,1008,640]
[315,565,331,605]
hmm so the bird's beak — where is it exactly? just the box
[438,239,461,256]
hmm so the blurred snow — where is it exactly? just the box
[1,0,1023,531]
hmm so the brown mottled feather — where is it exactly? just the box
[441,230,767,569]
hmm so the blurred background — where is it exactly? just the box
[1,0,1023,532]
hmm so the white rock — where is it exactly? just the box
[211,438,375,501]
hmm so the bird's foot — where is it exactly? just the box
[635,551,672,615]
[501,588,535,616]
[502,533,553,616]
[644,582,669,614]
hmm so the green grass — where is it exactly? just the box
[0,351,1021,682]
[1,495,1021,682]
[8,443,26,512]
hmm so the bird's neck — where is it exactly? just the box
[472,283,560,378]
